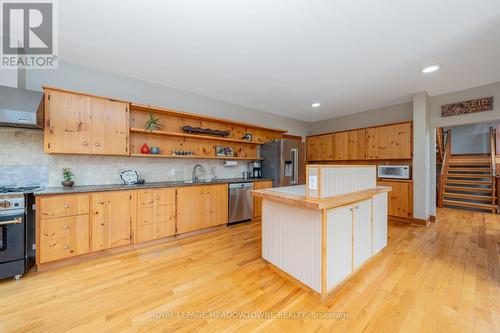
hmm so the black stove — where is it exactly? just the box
[0,187,37,280]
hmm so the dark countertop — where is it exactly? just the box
[34,178,273,196]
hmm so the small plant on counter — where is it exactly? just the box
[62,168,74,187]
[145,112,164,132]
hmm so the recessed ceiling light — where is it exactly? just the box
[422,64,440,73]
[311,102,321,108]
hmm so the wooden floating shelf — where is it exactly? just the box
[130,128,264,145]
[130,103,287,134]
[130,153,263,161]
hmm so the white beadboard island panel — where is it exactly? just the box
[326,205,353,291]
[372,192,388,254]
[261,199,323,292]
[353,199,373,269]
[321,166,376,198]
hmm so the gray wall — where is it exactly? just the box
[26,61,309,137]
[446,122,500,154]
[308,102,413,135]
[430,81,500,128]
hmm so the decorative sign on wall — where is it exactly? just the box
[441,97,494,117]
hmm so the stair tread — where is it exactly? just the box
[447,169,492,173]
[444,186,492,192]
[444,192,493,201]
[445,179,492,185]
[446,173,493,178]
[442,199,496,209]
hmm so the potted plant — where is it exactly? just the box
[145,112,163,132]
[144,112,163,154]
[62,168,74,187]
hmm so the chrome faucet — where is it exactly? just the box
[192,164,206,181]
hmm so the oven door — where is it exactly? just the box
[0,213,25,263]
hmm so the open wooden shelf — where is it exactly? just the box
[130,153,263,161]
[130,128,264,145]
[130,103,287,134]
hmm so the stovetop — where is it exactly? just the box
[0,186,41,194]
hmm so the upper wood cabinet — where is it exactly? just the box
[44,89,129,156]
[333,132,348,160]
[306,134,333,161]
[347,129,366,160]
[307,122,412,161]
[366,123,412,160]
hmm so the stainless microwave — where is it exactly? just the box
[377,165,411,180]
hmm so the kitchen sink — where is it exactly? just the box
[183,179,214,184]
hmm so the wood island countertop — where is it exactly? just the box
[252,185,392,210]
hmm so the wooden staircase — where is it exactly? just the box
[442,154,497,213]
[438,126,498,213]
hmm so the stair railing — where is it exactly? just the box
[490,127,496,177]
[489,127,497,212]
[436,127,444,162]
[438,130,451,208]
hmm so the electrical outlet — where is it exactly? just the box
[169,169,176,176]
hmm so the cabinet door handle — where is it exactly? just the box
[355,205,360,210]
[63,245,69,250]
[82,141,89,146]
[63,204,69,209]
[95,143,100,147]
[63,224,69,229]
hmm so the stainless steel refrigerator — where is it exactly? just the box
[261,139,306,188]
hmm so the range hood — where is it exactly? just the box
[0,38,44,129]
[0,85,44,129]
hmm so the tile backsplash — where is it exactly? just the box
[0,128,250,187]
[0,165,48,187]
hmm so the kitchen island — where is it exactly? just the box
[252,165,390,300]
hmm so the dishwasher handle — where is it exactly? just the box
[229,182,253,189]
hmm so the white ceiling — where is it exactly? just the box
[58,0,500,122]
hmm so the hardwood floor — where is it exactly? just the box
[0,208,498,332]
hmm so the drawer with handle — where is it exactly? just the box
[39,215,90,263]
[137,189,175,208]
[137,221,175,243]
[137,205,175,226]
[39,194,89,218]
[40,215,89,242]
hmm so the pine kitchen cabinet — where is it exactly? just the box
[176,184,228,233]
[253,180,274,218]
[90,191,133,251]
[136,188,176,243]
[307,121,412,162]
[38,194,90,264]
[377,180,413,219]
[44,88,129,156]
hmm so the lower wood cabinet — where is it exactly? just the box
[39,194,89,219]
[377,180,413,219]
[37,183,231,265]
[135,188,176,243]
[39,215,90,264]
[176,184,228,234]
[90,191,132,252]
[253,180,273,218]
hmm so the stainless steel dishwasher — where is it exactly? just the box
[228,182,254,224]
